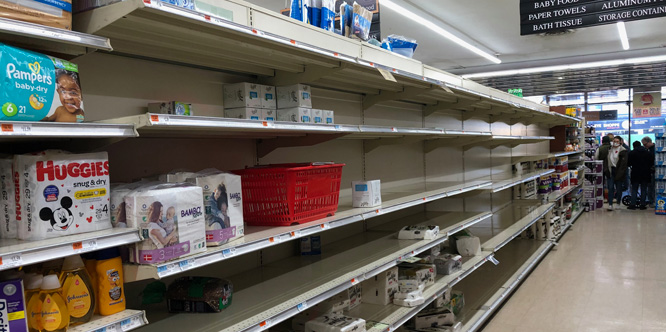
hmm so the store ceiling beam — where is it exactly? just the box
[257,133,347,158]
[362,86,437,110]
[260,64,348,86]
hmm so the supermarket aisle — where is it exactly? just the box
[481,208,666,332]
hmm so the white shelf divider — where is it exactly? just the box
[136,211,492,332]
[0,228,141,272]
[69,309,148,332]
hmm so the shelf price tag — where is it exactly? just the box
[1,123,32,135]
[297,302,308,312]
[377,68,396,82]
[290,230,302,238]
[222,247,236,258]
[157,263,178,277]
[72,239,98,253]
[121,315,143,331]
[179,258,196,271]
[488,256,500,266]
[259,319,272,330]
[0,253,23,269]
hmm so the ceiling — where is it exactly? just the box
[246,0,666,95]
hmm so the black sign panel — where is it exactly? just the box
[521,0,599,14]
[521,0,666,23]
[521,2,666,34]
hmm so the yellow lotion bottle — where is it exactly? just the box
[59,255,95,325]
[25,274,44,332]
[39,275,69,332]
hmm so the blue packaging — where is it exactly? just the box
[290,0,303,22]
[310,0,322,27]
[656,194,666,215]
[300,236,321,255]
[351,3,371,41]
[387,35,418,58]
[320,0,334,30]
[340,2,353,37]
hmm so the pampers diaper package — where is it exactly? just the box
[186,170,244,246]
[13,151,112,240]
[125,183,206,264]
[0,157,15,239]
[1,43,85,122]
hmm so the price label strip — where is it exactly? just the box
[72,239,98,253]
[0,253,23,269]
[120,315,143,331]
[157,263,178,277]
[222,247,236,258]
[0,123,32,135]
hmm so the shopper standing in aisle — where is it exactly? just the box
[606,137,628,211]
[643,137,656,206]
[595,136,611,198]
[628,141,654,210]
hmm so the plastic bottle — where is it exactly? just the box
[25,274,43,332]
[82,253,99,314]
[59,255,95,325]
[95,248,125,316]
[39,275,69,332]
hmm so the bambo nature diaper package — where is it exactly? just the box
[125,183,206,264]
[1,43,84,122]
[186,170,244,246]
[13,150,112,240]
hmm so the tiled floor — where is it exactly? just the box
[481,208,666,332]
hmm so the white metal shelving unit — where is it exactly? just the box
[0,121,137,139]
[0,228,140,271]
[69,309,148,332]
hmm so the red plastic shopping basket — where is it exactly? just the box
[232,163,345,226]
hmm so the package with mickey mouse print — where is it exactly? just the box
[13,150,112,240]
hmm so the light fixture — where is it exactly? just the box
[558,77,564,80]
[380,0,501,64]
[461,55,666,78]
[617,21,630,50]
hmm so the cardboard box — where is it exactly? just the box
[0,279,28,332]
[312,109,323,123]
[413,308,456,329]
[399,263,436,287]
[324,110,335,124]
[223,83,262,108]
[224,107,262,120]
[304,315,365,332]
[348,284,362,310]
[260,85,277,109]
[351,180,381,208]
[263,109,276,121]
[361,267,399,305]
[148,101,193,116]
[398,225,439,240]
[432,288,452,309]
[393,296,425,307]
[277,107,311,123]
[398,279,423,292]
[277,84,312,108]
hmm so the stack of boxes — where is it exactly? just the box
[583,160,604,211]
[549,156,569,191]
[276,84,334,124]
[223,83,276,120]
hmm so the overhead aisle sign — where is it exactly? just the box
[520,0,666,35]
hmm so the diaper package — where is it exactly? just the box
[224,108,262,120]
[277,84,312,109]
[13,151,111,240]
[148,101,193,116]
[159,171,197,183]
[398,225,439,240]
[1,43,85,122]
[412,308,456,329]
[361,267,398,305]
[0,0,72,30]
[186,170,244,246]
[352,2,371,41]
[125,183,206,264]
[0,158,15,239]
[320,0,334,30]
[223,83,261,109]
[110,181,150,228]
[340,2,353,38]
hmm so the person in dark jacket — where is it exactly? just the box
[595,136,611,179]
[643,136,656,206]
[606,136,628,210]
[628,141,655,209]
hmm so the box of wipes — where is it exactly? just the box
[352,180,381,208]
[277,107,311,123]
[223,83,261,108]
[224,107,262,120]
[277,84,312,109]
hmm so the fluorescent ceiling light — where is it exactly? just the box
[380,0,501,64]
[617,22,630,50]
[462,55,666,79]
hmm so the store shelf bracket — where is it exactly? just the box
[258,133,348,158]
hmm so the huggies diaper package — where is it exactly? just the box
[13,151,111,240]
[0,158,15,239]
[186,170,244,246]
[125,183,206,264]
[1,43,84,122]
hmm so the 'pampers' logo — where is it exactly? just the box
[229,192,241,202]
[181,207,202,218]
[6,62,52,85]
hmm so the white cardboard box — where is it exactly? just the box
[352,180,381,208]
[304,315,365,332]
[312,109,324,124]
[261,85,277,109]
[398,279,424,292]
[263,109,276,121]
[277,84,312,108]
[277,107,312,123]
[393,296,425,307]
[223,82,262,108]
[348,284,362,310]
[324,110,334,124]
[398,225,440,240]
[148,101,193,116]
[413,308,456,329]
[224,107,262,120]
[361,267,399,305]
